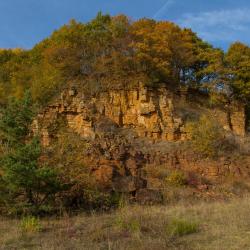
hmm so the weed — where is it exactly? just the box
[166,218,198,237]
[166,170,187,187]
[20,216,42,234]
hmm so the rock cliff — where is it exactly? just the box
[33,83,246,146]
[32,83,249,201]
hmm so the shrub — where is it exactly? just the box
[46,131,125,211]
[186,115,226,158]
[165,170,187,187]
[83,190,124,211]
[166,218,198,237]
[20,216,42,233]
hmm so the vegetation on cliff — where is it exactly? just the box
[0,13,249,107]
[0,93,122,215]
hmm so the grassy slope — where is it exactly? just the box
[1,196,250,250]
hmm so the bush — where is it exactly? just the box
[166,218,199,237]
[186,115,226,158]
[20,216,42,233]
[165,170,187,187]
[82,190,124,211]
[45,131,125,211]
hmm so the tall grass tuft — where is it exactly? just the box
[166,218,199,237]
[20,216,42,234]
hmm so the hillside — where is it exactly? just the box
[30,81,250,204]
[0,12,250,233]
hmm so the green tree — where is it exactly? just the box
[0,92,61,214]
[0,91,33,145]
[1,138,61,213]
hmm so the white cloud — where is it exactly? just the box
[177,9,250,43]
[153,0,175,19]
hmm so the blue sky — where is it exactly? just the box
[0,0,249,50]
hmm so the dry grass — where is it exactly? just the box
[1,196,250,250]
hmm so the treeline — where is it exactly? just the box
[0,12,250,107]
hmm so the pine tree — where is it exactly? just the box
[0,91,61,214]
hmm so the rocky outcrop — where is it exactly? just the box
[84,136,250,191]
[32,84,185,145]
[229,101,246,136]
[32,83,246,147]
[32,83,249,201]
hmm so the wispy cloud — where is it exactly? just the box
[153,0,175,20]
[177,9,250,43]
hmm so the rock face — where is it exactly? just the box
[100,84,187,141]
[84,136,250,190]
[33,83,246,146]
[32,83,249,200]
[229,101,246,136]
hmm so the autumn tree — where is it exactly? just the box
[0,14,249,108]
[225,42,250,101]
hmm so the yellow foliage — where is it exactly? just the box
[186,115,225,158]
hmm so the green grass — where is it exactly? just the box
[166,218,199,237]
